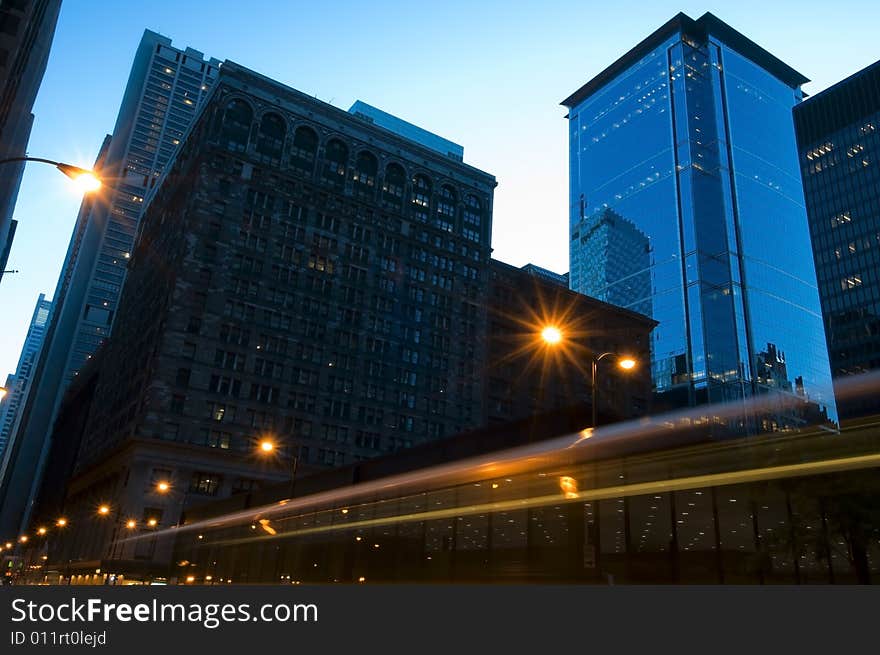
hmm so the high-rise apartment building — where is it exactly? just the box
[0,0,62,283]
[0,293,51,456]
[0,30,219,537]
[564,12,836,424]
[794,59,880,419]
[54,60,496,573]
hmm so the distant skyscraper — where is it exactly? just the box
[0,30,219,537]
[0,293,51,456]
[0,0,62,284]
[794,59,880,418]
[578,208,652,320]
[563,12,836,422]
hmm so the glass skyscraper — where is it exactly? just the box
[0,293,51,457]
[794,59,880,418]
[0,30,219,538]
[563,12,836,424]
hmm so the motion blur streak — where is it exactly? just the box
[121,370,880,546]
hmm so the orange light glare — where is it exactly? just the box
[541,326,562,345]
[559,476,579,499]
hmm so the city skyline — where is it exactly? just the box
[1,0,878,378]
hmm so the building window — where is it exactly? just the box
[322,139,348,188]
[255,112,285,163]
[218,99,252,152]
[464,194,482,227]
[841,275,863,290]
[189,472,222,496]
[382,163,406,207]
[411,174,431,223]
[290,125,318,173]
[353,150,378,197]
[175,368,191,387]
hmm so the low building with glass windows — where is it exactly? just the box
[166,404,880,585]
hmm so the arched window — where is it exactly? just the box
[382,163,406,207]
[353,151,378,198]
[463,194,482,243]
[290,126,318,174]
[436,185,456,232]
[411,174,431,223]
[255,112,285,163]
[219,99,252,152]
[322,139,348,188]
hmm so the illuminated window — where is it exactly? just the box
[831,211,852,227]
[841,275,863,290]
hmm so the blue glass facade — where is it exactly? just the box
[794,60,880,420]
[565,13,837,424]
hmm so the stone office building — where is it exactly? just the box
[52,60,496,574]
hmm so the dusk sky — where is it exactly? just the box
[1,0,877,377]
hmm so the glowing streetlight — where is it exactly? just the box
[540,326,563,345]
[19,535,28,544]
[0,386,7,401]
[4,542,12,549]
[156,481,171,493]
[56,518,67,528]
[97,505,110,516]
[618,357,636,370]
[147,518,158,527]
[36,527,47,536]
[539,325,637,428]
[257,438,299,496]
[0,157,101,193]
[126,519,137,530]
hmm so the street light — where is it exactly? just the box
[0,156,101,192]
[257,438,300,496]
[56,518,67,528]
[541,326,563,345]
[155,480,189,528]
[540,326,637,428]
[97,505,111,516]
[0,387,7,401]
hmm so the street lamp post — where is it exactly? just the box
[540,325,636,428]
[155,480,189,528]
[0,156,101,192]
[258,439,300,497]
[592,352,636,428]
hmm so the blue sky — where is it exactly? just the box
[1,0,877,377]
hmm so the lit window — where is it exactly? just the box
[841,275,863,290]
[831,212,852,227]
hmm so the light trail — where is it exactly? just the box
[122,369,880,546]
[207,450,880,548]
